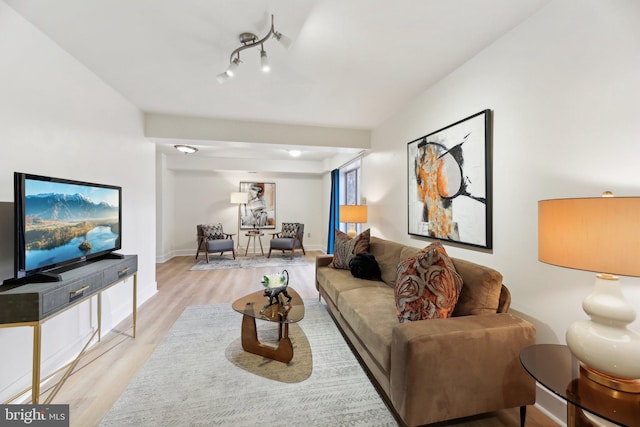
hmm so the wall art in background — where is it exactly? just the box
[240,182,276,229]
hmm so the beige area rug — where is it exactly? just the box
[100,300,398,427]
[190,253,307,271]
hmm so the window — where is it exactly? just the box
[339,158,362,234]
[345,169,358,205]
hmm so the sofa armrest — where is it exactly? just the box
[390,313,536,426]
[315,254,333,269]
[315,255,334,292]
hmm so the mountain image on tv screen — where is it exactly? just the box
[24,178,120,272]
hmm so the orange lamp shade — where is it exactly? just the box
[538,197,640,277]
[340,205,368,223]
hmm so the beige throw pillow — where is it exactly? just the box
[330,228,370,270]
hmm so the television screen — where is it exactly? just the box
[14,173,122,279]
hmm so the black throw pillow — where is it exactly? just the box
[349,252,382,280]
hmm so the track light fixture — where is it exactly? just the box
[216,14,291,84]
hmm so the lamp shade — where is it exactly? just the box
[230,192,249,204]
[538,197,640,277]
[340,205,368,223]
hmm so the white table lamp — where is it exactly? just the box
[538,194,640,392]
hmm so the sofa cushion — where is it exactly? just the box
[451,258,503,316]
[369,236,407,287]
[337,286,397,377]
[395,241,463,323]
[399,246,422,262]
[206,238,234,252]
[316,266,387,307]
[329,228,370,269]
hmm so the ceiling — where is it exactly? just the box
[5,0,551,162]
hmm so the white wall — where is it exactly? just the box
[156,152,176,262]
[365,0,640,422]
[0,2,157,402]
[159,169,324,261]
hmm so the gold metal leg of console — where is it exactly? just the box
[32,324,41,404]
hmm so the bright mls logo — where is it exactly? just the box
[0,405,69,426]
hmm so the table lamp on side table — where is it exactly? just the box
[538,193,640,392]
[339,205,367,238]
[230,192,249,250]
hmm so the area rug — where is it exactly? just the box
[190,253,308,271]
[100,300,397,427]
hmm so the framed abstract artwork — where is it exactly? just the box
[407,109,493,249]
[239,182,276,229]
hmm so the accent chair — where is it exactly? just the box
[268,222,306,259]
[196,223,236,262]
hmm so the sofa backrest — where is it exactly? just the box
[368,236,506,316]
[450,257,505,316]
[369,236,406,286]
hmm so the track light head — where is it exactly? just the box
[260,48,270,73]
[226,57,241,77]
[218,57,241,84]
[274,31,293,49]
[215,72,229,84]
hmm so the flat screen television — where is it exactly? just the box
[8,172,122,284]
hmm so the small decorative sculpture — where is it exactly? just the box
[261,269,292,309]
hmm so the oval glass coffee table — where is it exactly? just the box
[232,288,305,363]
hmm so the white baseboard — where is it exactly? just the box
[535,383,567,426]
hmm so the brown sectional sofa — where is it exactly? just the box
[315,236,536,427]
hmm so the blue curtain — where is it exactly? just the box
[327,168,340,254]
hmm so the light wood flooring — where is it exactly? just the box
[43,252,558,427]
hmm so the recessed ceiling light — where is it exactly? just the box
[174,144,198,154]
[289,150,302,157]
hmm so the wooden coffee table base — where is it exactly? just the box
[233,290,304,365]
[241,311,294,363]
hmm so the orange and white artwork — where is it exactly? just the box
[407,110,492,249]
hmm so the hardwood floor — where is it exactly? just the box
[46,253,558,427]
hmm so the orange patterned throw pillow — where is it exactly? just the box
[330,228,370,269]
[395,241,463,322]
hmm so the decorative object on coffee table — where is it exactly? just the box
[261,270,292,310]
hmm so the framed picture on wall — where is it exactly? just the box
[407,109,493,249]
[239,182,276,229]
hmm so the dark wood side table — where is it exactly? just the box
[520,344,640,427]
